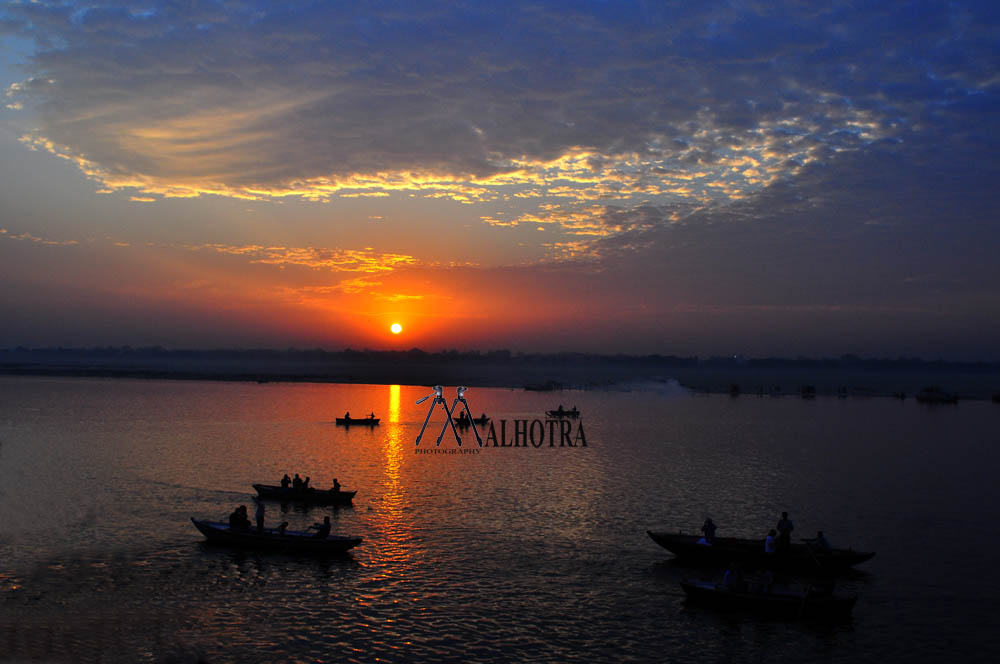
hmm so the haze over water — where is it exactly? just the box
[1,376,998,663]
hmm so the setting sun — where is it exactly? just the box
[390,323,402,334]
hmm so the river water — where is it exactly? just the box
[1,375,998,663]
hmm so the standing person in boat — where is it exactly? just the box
[280,473,291,489]
[331,478,341,493]
[292,473,303,490]
[700,518,717,544]
[253,497,265,532]
[776,512,794,552]
[310,515,332,539]
[764,528,777,554]
[369,411,375,420]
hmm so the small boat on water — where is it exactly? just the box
[647,531,875,574]
[191,518,362,554]
[680,579,857,621]
[454,415,490,426]
[915,387,958,404]
[335,417,379,426]
[253,484,356,505]
[545,408,580,418]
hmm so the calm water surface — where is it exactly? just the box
[1,376,998,663]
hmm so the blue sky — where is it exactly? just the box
[1,1,998,358]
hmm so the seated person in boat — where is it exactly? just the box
[292,473,303,490]
[755,569,775,594]
[229,505,252,530]
[280,473,291,489]
[764,529,777,554]
[331,478,341,493]
[302,476,311,489]
[805,530,832,553]
[344,411,351,421]
[369,412,375,419]
[480,413,487,421]
[722,565,747,593]
[310,516,332,539]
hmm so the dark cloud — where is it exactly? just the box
[3,1,993,191]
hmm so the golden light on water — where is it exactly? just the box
[388,384,400,423]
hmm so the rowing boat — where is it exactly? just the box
[253,484,356,505]
[335,417,379,426]
[453,416,490,426]
[191,518,362,554]
[647,531,875,574]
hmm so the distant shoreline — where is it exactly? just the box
[3,347,999,401]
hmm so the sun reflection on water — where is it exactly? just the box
[370,385,409,570]
[388,384,400,423]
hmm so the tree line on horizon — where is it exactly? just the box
[1,346,997,371]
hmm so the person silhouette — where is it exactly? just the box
[776,512,794,552]
[311,516,331,538]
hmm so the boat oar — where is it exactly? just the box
[801,539,824,572]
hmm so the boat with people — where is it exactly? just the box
[646,531,875,574]
[253,483,356,505]
[453,414,490,426]
[191,518,362,554]
[545,407,580,418]
[679,579,857,621]
[335,416,379,426]
[915,387,958,404]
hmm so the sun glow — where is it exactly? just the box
[390,323,402,334]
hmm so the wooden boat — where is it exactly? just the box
[680,579,857,620]
[545,408,580,418]
[453,415,490,426]
[646,531,875,574]
[191,518,362,554]
[253,483,356,505]
[335,417,379,426]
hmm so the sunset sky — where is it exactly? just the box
[1,1,997,358]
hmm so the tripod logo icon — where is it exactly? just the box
[415,385,483,447]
